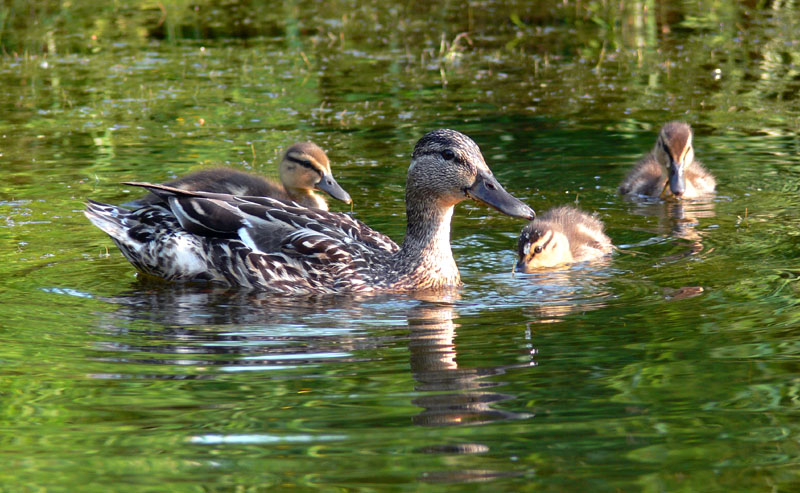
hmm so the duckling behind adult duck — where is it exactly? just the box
[85,129,535,294]
[516,206,612,272]
[130,142,351,211]
[618,122,715,199]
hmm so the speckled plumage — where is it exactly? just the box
[516,206,612,271]
[129,142,351,211]
[619,122,715,199]
[86,129,535,294]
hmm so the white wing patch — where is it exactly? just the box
[238,227,259,252]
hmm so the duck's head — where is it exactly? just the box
[407,129,535,220]
[515,222,572,272]
[280,142,352,204]
[654,122,694,198]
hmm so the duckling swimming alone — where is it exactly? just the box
[85,129,535,294]
[516,206,612,272]
[131,142,351,211]
[618,122,715,199]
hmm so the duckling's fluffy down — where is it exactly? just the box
[517,206,612,270]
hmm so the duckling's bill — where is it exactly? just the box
[316,172,352,204]
[667,161,686,197]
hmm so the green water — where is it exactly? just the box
[2,0,800,490]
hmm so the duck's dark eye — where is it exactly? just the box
[534,245,542,254]
[441,149,455,161]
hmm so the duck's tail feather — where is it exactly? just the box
[85,199,218,282]
[84,200,137,243]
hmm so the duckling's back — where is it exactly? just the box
[618,153,664,196]
[554,207,609,254]
[129,168,285,208]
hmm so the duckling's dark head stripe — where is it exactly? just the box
[661,140,673,160]
[539,230,553,251]
[286,153,323,175]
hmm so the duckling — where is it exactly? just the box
[618,122,715,199]
[130,142,351,211]
[515,206,612,272]
[85,129,535,294]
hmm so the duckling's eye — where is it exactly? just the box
[441,149,455,161]
[534,245,542,254]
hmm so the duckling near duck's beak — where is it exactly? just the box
[315,173,352,204]
[465,170,535,220]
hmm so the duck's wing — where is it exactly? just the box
[120,183,400,292]
[125,182,399,254]
[86,197,389,294]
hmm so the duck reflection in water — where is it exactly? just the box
[511,267,613,324]
[91,285,533,433]
[88,282,536,481]
[91,285,398,373]
[625,198,716,259]
[406,294,533,428]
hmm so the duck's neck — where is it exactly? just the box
[286,187,327,211]
[394,198,460,289]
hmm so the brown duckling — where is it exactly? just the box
[516,206,613,272]
[131,142,351,210]
[618,122,715,199]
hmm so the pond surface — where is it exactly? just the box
[2,0,800,490]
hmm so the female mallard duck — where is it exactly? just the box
[516,206,612,272]
[130,142,351,211]
[85,129,535,294]
[618,122,715,199]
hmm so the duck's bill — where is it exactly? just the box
[668,162,686,197]
[466,172,535,220]
[316,174,352,204]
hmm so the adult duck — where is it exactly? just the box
[515,206,612,271]
[85,129,535,294]
[129,142,351,211]
[618,122,716,199]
